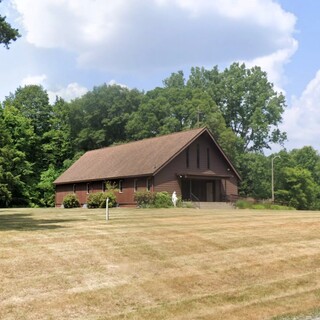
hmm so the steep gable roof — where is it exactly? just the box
[54,127,240,184]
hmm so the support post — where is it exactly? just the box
[106,197,109,221]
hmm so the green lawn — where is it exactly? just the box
[1,207,320,319]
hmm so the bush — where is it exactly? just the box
[101,191,117,208]
[176,196,184,207]
[134,191,155,208]
[235,200,252,209]
[63,193,80,208]
[251,204,265,210]
[154,191,172,208]
[87,192,117,209]
[235,199,295,210]
[87,193,100,208]
[270,204,295,210]
[134,191,174,208]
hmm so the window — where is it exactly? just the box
[119,180,123,193]
[186,147,189,168]
[147,178,152,191]
[86,183,90,194]
[102,181,106,192]
[73,184,76,193]
[134,179,138,192]
[207,148,210,169]
[197,144,200,168]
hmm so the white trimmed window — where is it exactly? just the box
[134,179,138,192]
[119,180,123,193]
[146,178,152,191]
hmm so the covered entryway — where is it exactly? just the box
[180,176,227,202]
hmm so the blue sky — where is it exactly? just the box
[277,0,320,97]
[1,0,320,152]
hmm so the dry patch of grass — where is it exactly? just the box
[1,207,320,319]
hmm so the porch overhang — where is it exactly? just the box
[176,173,233,180]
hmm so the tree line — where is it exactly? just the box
[0,63,319,209]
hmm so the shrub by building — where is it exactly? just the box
[63,194,80,208]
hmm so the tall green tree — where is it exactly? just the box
[69,84,143,151]
[186,63,287,153]
[291,146,320,185]
[42,97,73,168]
[3,85,52,174]
[2,104,36,156]
[127,71,242,160]
[0,107,34,206]
[239,148,320,210]
[4,85,51,137]
[237,152,271,199]
[274,147,320,209]
[2,86,53,206]
[0,114,12,206]
[219,63,287,152]
[276,167,318,210]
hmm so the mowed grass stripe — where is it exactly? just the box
[1,208,320,319]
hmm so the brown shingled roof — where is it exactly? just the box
[54,127,240,184]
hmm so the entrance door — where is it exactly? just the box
[206,182,214,201]
[181,179,218,202]
[181,179,191,200]
[181,179,205,201]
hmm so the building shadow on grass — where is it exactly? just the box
[0,213,79,231]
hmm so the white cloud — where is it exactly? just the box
[20,74,88,103]
[21,74,47,86]
[48,83,88,103]
[108,79,128,88]
[12,0,297,79]
[281,70,320,150]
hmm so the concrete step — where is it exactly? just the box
[198,202,235,210]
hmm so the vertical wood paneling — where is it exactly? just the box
[154,132,239,199]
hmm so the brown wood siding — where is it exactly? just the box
[179,133,234,175]
[55,184,73,207]
[226,176,239,197]
[115,178,130,204]
[55,183,89,207]
[153,152,184,196]
[116,178,149,205]
[154,132,238,198]
[55,177,154,207]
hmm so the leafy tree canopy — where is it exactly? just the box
[0,1,20,48]
[186,63,287,152]
[3,63,319,210]
[4,85,51,137]
[276,167,318,210]
[69,84,143,151]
